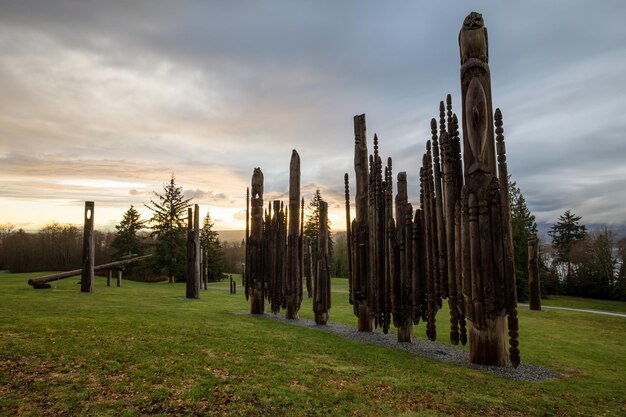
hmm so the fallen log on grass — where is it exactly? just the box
[27,255,153,289]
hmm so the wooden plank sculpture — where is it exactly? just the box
[245,168,265,314]
[186,204,200,299]
[313,200,331,324]
[528,233,541,311]
[80,201,95,293]
[244,151,303,318]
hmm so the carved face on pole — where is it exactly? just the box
[463,12,484,30]
[251,167,264,199]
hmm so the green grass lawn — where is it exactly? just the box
[1,273,625,416]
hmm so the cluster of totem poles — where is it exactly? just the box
[343,11,520,367]
[242,12,525,368]
[244,150,331,324]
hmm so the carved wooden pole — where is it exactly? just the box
[353,114,374,331]
[433,112,448,300]
[247,168,265,314]
[116,269,122,287]
[80,201,94,293]
[422,151,438,341]
[186,205,200,299]
[304,236,313,298]
[285,150,302,319]
[458,12,519,366]
[344,173,353,305]
[313,200,331,324]
[528,233,541,311]
[107,270,112,287]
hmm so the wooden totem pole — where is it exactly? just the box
[267,200,286,314]
[245,168,265,314]
[313,200,331,324]
[389,172,414,342]
[285,150,303,319]
[458,11,519,367]
[80,201,95,293]
[349,114,375,331]
[528,233,541,311]
[304,236,313,298]
[186,204,200,299]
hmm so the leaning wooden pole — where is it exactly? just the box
[285,150,302,319]
[80,201,95,293]
[28,255,152,288]
[313,200,331,324]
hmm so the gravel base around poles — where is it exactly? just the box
[257,313,559,382]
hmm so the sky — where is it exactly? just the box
[1,1,626,233]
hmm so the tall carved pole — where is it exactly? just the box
[285,150,302,319]
[186,205,200,299]
[459,12,519,366]
[80,201,95,293]
[353,114,374,331]
[528,233,541,311]
[313,200,331,324]
[344,173,353,305]
[247,168,265,314]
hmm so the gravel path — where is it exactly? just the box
[256,313,559,382]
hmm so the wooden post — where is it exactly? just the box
[285,150,302,319]
[107,270,112,287]
[116,269,122,287]
[314,200,331,324]
[186,206,200,299]
[247,169,265,314]
[353,114,374,332]
[80,201,94,293]
[528,234,541,311]
[458,12,518,367]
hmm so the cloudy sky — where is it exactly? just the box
[1,1,625,232]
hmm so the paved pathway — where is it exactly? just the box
[518,303,626,318]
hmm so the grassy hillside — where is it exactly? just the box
[1,273,624,416]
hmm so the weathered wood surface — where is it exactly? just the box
[245,168,265,314]
[186,205,200,299]
[285,150,302,319]
[80,201,95,293]
[456,12,519,367]
[350,114,374,332]
[313,200,331,324]
[28,255,153,287]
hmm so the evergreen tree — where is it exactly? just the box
[548,210,587,289]
[303,189,333,278]
[111,205,145,259]
[509,180,538,302]
[570,228,616,299]
[146,174,191,283]
[200,210,224,282]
